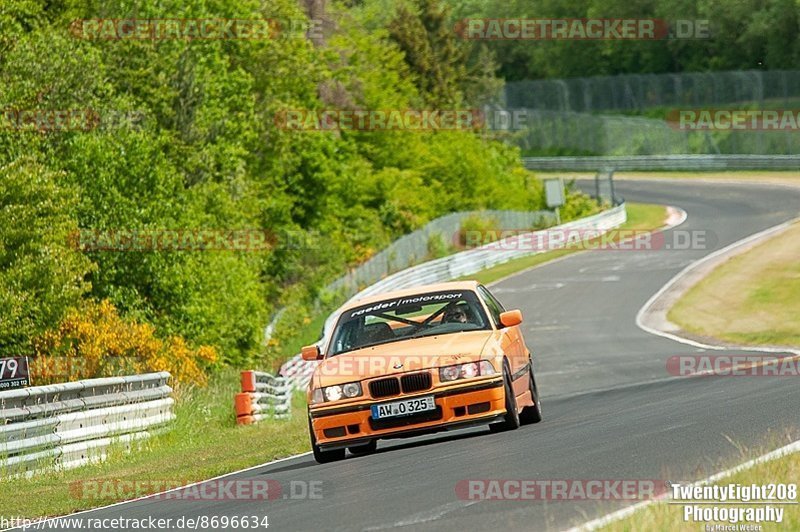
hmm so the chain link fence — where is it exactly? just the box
[497,108,800,155]
[503,70,800,113]
[497,70,800,155]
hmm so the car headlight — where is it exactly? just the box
[460,362,479,378]
[439,360,495,382]
[441,365,460,382]
[324,385,343,402]
[314,381,363,403]
[342,382,362,398]
[312,388,324,404]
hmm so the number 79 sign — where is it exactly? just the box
[0,357,30,390]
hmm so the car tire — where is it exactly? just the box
[489,361,520,433]
[348,440,377,455]
[519,363,543,425]
[309,416,345,464]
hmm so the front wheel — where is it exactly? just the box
[309,416,345,464]
[519,364,543,425]
[489,362,520,433]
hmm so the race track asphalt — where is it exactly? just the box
[37,180,800,531]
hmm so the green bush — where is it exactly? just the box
[559,188,603,222]
[426,232,452,259]
[458,214,500,248]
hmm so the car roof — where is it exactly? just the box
[339,280,482,311]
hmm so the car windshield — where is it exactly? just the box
[329,290,491,356]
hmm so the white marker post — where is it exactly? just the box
[545,178,565,225]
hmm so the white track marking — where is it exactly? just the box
[635,216,800,356]
[362,500,482,530]
[664,205,688,228]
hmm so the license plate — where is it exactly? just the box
[371,396,436,419]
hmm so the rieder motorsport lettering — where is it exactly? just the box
[347,292,464,318]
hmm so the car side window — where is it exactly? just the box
[477,286,504,327]
[332,318,361,354]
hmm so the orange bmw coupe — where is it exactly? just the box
[303,281,542,463]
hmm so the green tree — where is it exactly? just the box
[388,0,501,106]
[0,160,93,355]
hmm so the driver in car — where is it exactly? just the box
[442,303,471,324]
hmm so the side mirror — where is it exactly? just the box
[301,344,322,361]
[499,309,523,328]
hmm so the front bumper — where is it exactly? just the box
[309,378,505,449]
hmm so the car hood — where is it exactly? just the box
[313,330,495,388]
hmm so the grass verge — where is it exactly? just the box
[668,221,800,347]
[468,202,669,285]
[0,368,311,518]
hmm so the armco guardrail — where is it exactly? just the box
[280,203,628,389]
[522,155,800,171]
[324,209,553,301]
[281,356,317,391]
[234,371,292,424]
[263,208,555,340]
[0,372,174,476]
